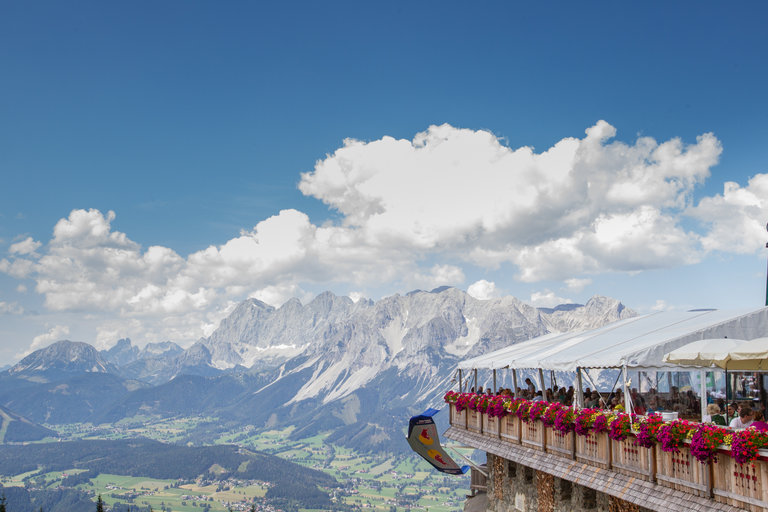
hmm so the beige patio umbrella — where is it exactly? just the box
[662,338,748,369]
[724,337,768,370]
[663,338,754,423]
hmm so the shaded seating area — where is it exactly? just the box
[446,306,768,511]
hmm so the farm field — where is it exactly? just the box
[34,418,473,511]
[214,426,471,511]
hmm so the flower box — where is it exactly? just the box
[500,414,521,444]
[521,420,546,451]
[575,432,610,469]
[468,409,482,433]
[451,404,467,429]
[483,412,501,439]
[546,428,575,459]
[713,450,768,511]
[610,435,654,481]
[655,444,710,497]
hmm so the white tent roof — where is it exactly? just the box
[457,307,768,372]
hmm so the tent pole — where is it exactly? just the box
[459,369,463,392]
[725,368,730,423]
[538,368,545,394]
[699,369,707,423]
[493,369,497,394]
[582,368,608,407]
[512,369,518,397]
[576,367,584,409]
[623,365,632,414]
[474,369,478,392]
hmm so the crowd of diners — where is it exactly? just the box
[467,376,768,431]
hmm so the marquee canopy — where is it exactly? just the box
[457,307,768,372]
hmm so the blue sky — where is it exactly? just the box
[1,1,767,364]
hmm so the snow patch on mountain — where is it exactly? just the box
[381,319,407,358]
[199,289,635,408]
[444,316,482,357]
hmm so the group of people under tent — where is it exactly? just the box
[703,401,768,431]
[467,378,768,432]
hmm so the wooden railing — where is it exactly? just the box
[449,404,768,512]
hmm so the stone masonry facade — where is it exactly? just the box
[485,453,651,512]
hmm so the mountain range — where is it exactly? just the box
[0,287,634,451]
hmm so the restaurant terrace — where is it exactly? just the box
[445,307,768,512]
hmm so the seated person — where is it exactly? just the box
[751,411,768,432]
[730,407,755,430]
[704,403,727,425]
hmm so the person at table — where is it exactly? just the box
[751,410,768,432]
[730,407,755,430]
[525,378,536,395]
[704,403,727,426]
[585,391,600,408]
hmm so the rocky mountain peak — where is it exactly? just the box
[540,295,633,332]
[102,337,139,366]
[10,340,113,379]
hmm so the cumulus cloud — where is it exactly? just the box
[689,173,768,253]
[406,264,465,291]
[2,121,758,351]
[300,121,721,280]
[529,291,573,308]
[467,280,500,300]
[28,325,70,353]
[9,237,41,256]
[565,278,591,292]
[249,283,308,308]
[0,301,24,315]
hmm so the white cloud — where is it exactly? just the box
[651,300,669,311]
[406,264,465,291]
[467,280,499,300]
[28,325,70,353]
[0,301,24,315]
[249,283,308,308]
[529,291,573,308]
[9,237,41,256]
[0,258,36,278]
[0,122,752,353]
[300,121,721,280]
[689,173,768,253]
[565,278,591,292]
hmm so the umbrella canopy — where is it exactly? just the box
[727,337,768,370]
[662,338,748,368]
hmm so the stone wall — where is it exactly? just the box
[485,453,650,512]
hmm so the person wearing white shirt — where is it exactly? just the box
[730,407,755,430]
